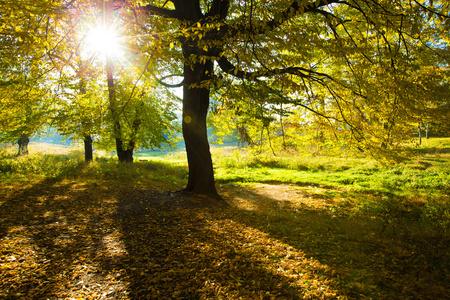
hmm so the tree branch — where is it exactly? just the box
[206,0,230,20]
[140,3,181,20]
[148,69,183,88]
[413,0,450,19]
[243,0,343,36]
[217,56,332,83]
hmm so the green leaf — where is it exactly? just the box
[411,22,421,36]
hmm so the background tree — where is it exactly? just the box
[46,2,107,163]
[0,1,61,155]
[98,0,181,162]
[96,70,180,162]
[3,0,180,162]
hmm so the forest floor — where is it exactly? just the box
[1,178,448,299]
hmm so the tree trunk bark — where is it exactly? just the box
[418,123,422,145]
[182,57,218,197]
[104,1,132,164]
[84,135,93,163]
[280,104,286,150]
[106,52,132,163]
[17,133,29,156]
[116,139,134,163]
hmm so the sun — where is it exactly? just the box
[85,26,123,58]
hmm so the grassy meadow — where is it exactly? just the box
[0,138,449,299]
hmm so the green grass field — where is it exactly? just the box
[0,138,449,299]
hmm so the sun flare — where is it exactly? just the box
[85,26,123,57]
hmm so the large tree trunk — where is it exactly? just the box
[140,0,227,197]
[116,139,134,163]
[17,133,29,156]
[83,135,93,163]
[182,55,218,197]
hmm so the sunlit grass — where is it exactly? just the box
[1,139,449,231]
[211,145,449,200]
[1,139,448,198]
[0,142,187,191]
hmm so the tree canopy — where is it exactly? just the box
[135,0,449,195]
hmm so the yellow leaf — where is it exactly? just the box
[170,42,174,48]
[15,26,21,32]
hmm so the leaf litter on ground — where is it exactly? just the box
[0,179,448,299]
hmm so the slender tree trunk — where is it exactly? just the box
[267,127,276,156]
[107,62,129,163]
[380,122,389,149]
[259,126,264,154]
[418,123,422,145]
[106,48,131,163]
[83,135,93,163]
[280,104,286,150]
[182,54,218,197]
[426,123,429,139]
[79,73,93,163]
[104,1,131,163]
[17,133,29,156]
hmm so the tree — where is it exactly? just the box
[2,1,448,196]
[0,1,59,155]
[95,70,180,161]
[8,0,181,163]
[133,0,448,197]
[44,2,107,163]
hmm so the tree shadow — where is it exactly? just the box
[0,174,129,299]
[217,184,449,299]
[414,147,450,154]
[1,177,447,299]
[112,189,342,299]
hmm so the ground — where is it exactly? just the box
[0,180,448,299]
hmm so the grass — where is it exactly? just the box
[211,139,450,199]
[0,138,449,299]
[0,143,188,190]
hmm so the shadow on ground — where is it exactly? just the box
[0,177,132,299]
[218,184,449,299]
[414,147,450,154]
[0,179,448,299]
